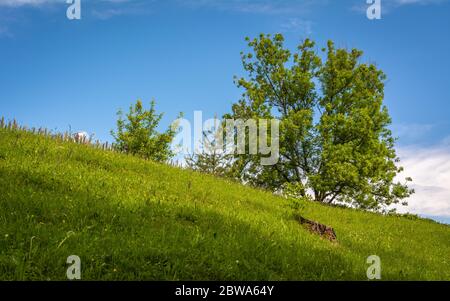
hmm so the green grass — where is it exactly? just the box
[0,127,449,280]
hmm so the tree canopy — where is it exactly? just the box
[225,34,413,210]
[111,100,177,163]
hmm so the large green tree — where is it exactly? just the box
[111,100,177,162]
[226,34,413,210]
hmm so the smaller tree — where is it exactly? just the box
[111,99,177,162]
[185,120,233,177]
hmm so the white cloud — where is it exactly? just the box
[395,141,450,217]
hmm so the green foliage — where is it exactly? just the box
[185,146,233,177]
[185,122,233,177]
[0,127,449,280]
[227,34,414,210]
[111,100,177,162]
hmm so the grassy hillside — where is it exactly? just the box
[0,127,449,280]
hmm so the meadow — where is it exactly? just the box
[0,126,449,280]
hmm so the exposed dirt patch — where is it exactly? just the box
[294,214,337,242]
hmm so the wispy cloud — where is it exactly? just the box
[92,8,126,20]
[0,0,150,21]
[394,0,448,5]
[0,0,327,19]
[91,5,149,20]
[0,0,135,5]
[0,0,136,8]
[180,0,328,15]
[0,0,59,39]
[179,0,322,37]
[0,0,57,7]
[1,0,322,33]
[280,18,313,35]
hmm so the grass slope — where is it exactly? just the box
[0,128,449,280]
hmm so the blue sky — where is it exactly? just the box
[0,0,449,222]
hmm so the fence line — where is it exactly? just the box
[0,116,117,152]
[0,116,189,168]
